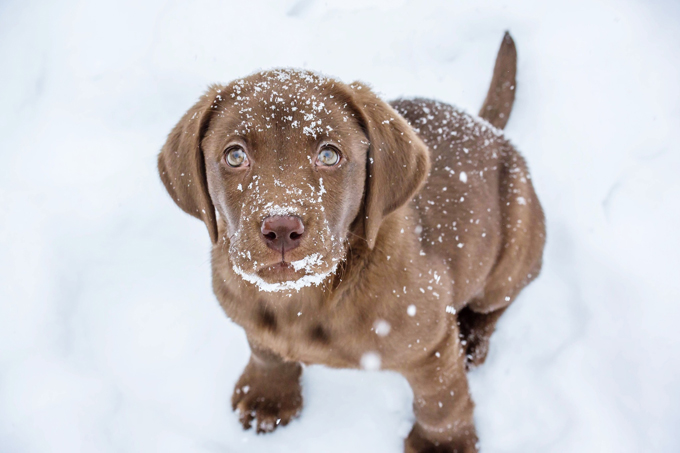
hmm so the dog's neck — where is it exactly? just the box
[325,204,415,308]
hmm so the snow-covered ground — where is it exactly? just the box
[1,0,679,451]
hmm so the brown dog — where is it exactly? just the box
[158,32,545,452]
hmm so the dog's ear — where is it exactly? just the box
[158,87,220,243]
[347,83,431,249]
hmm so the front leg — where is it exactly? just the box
[403,332,478,453]
[231,340,303,433]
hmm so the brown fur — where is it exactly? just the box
[479,32,517,130]
[158,33,545,452]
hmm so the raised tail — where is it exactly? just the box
[479,31,517,130]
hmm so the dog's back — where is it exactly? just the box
[391,33,545,366]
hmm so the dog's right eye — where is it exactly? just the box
[316,147,341,167]
[225,146,248,167]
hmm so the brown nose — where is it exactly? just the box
[261,215,305,254]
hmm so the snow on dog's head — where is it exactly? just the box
[158,69,430,292]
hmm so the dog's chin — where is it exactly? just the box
[231,252,340,293]
[257,261,304,283]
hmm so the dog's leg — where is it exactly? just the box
[231,340,303,433]
[457,305,507,369]
[403,332,478,453]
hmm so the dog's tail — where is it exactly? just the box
[479,31,517,130]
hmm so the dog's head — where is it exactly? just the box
[159,69,429,292]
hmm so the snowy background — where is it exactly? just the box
[1,0,679,451]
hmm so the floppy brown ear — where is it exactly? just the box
[158,87,220,243]
[347,83,431,249]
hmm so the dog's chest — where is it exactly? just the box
[214,240,459,370]
[242,301,372,368]
[235,283,454,370]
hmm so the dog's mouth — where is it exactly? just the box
[258,253,328,280]
[231,253,338,293]
[261,261,297,277]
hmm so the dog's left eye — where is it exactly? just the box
[316,147,340,166]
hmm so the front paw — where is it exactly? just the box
[231,361,303,434]
[405,423,478,453]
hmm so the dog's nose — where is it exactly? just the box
[261,215,305,254]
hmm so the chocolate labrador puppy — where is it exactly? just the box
[158,32,545,452]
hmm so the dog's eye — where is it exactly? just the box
[225,146,248,167]
[317,147,340,166]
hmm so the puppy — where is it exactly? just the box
[158,32,545,452]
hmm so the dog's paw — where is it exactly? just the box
[232,383,302,433]
[404,423,478,453]
[231,364,303,434]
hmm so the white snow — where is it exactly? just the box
[1,0,679,452]
[232,261,337,293]
[290,253,324,273]
[262,204,301,217]
[373,319,392,337]
[360,352,382,371]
